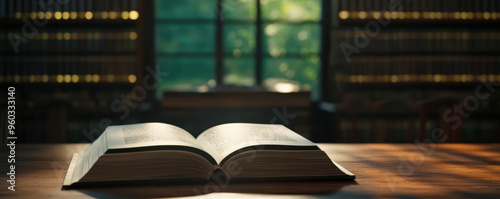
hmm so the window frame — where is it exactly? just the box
[152,0,324,93]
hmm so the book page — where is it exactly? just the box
[71,130,108,183]
[106,122,204,151]
[70,122,213,184]
[196,123,316,164]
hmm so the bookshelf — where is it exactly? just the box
[0,0,142,142]
[324,0,500,143]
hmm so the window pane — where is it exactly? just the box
[261,0,321,21]
[156,24,215,54]
[263,23,320,56]
[263,56,319,95]
[224,24,256,55]
[155,0,216,19]
[224,57,255,86]
[158,57,215,91]
[224,0,256,20]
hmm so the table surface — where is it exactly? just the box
[1,144,499,198]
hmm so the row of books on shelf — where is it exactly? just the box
[337,0,500,20]
[1,0,139,20]
[12,87,130,143]
[336,118,499,143]
[338,90,500,111]
[22,89,128,109]
[0,57,137,83]
[15,90,139,142]
[337,10,500,21]
[334,29,500,53]
[0,74,137,84]
[335,56,500,83]
[1,29,137,54]
[337,74,500,84]
[22,98,122,110]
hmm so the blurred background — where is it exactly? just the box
[1,0,499,143]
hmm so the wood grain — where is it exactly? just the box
[1,144,499,198]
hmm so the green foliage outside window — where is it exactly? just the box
[155,0,321,97]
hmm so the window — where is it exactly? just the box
[155,0,321,97]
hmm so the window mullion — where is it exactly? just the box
[216,0,224,86]
[255,0,262,86]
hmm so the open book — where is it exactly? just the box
[63,123,355,187]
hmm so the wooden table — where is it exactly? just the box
[1,144,499,198]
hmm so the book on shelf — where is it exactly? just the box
[335,0,500,21]
[1,0,138,20]
[62,122,355,187]
[330,26,500,84]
